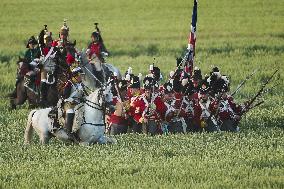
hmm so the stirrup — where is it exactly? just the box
[67,132,80,144]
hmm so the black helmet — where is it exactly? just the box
[91,31,100,41]
[118,79,128,91]
[143,76,155,90]
[163,82,173,94]
[26,36,38,48]
[129,76,140,89]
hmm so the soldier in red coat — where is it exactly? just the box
[164,80,191,134]
[109,79,128,135]
[193,80,220,132]
[125,75,141,133]
[131,76,167,135]
[213,80,243,132]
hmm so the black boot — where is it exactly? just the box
[65,113,78,143]
[40,82,47,107]
[65,113,75,133]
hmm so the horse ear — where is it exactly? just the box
[73,40,76,46]
[18,56,21,61]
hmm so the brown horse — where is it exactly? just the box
[9,57,61,109]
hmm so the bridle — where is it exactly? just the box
[78,88,108,127]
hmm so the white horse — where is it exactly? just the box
[79,50,122,90]
[24,87,117,145]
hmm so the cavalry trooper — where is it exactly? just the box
[86,31,109,85]
[62,66,86,140]
[109,79,128,135]
[132,76,167,135]
[193,80,219,132]
[38,29,56,106]
[53,19,70,49]
[87,26,109,62]
[23,36,41,91]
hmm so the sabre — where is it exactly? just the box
[231,68,258,96]
[81,64,105,87]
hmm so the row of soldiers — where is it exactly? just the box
[104,65,248,135]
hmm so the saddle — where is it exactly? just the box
[47,99,85,134]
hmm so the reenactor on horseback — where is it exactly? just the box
[23,36,41,91]
[86,23,109,85]
[38,25,56,106]
[10,36,41,99]
[52,19,70,51]
[62,66,86,140]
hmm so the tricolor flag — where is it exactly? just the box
[182,0,197,76]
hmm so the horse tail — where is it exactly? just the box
[24,110,37,144]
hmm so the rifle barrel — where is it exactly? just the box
[246,69,278,108]
[231,69,258,96]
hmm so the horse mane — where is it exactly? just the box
[87,88,101,102]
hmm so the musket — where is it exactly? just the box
[231,69,258,96]
[240,82,279,115]
[113,74,123,102]
[209,92,223,124]
[244,69,278,110]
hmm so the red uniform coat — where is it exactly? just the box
[132,94,167,123]
[193,98,216,128]
[216,95,242,121]
[109,96,127,125]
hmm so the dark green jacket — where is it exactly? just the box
[24,47,41,62]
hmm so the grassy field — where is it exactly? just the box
[0,0,284,188]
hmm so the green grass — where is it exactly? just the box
[0,0,284,188]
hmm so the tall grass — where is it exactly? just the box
[0,0,283,188]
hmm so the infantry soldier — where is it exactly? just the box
[165,76,192,134]
[133,76,167,135]
[212,79,243,132]
[193,80,219,132]
[109,79,128,135]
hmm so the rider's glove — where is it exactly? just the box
[101,52,109,57]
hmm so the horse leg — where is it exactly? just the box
[53,128,70,142]
[39,133,51,145]
[24,110,37,144]
[97,135,117,144]
[12,80,28,109]
[79,135,97,146]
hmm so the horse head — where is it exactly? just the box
[87,85,114,116]
[16,57,29,77]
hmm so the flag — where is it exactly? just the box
[183,0,197,76]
